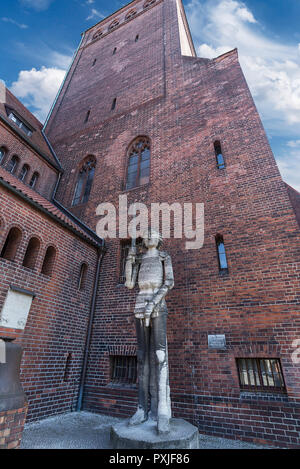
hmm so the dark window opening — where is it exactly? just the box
[72,156,96,206]
[108,20,119,31]
[214,141,225,169]
[18,164,30,182]
[135,34,139,42]
[0,147,6,164]
[144,0,156,9]
[41,246,56,276]
[110,355,137,384]
[63,353,72,382]
[113,47,117,55]
[93,30,102,40]
[237,358,286,393]
[126,10,137,20]
[7,155,20,174]
[1,227,22,261]
[92,58,97,66]
[84,110,90,123]
[22,237,40,270]
[215,234,228,274]
[125,136,150,190]
[29,172,39,190]
[111,97,117,110]
[78,263,88,290]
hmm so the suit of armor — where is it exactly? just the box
[125,233,174,434]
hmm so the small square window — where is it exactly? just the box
[110,355,137,384]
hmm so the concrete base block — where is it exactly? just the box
[110,418,199,449]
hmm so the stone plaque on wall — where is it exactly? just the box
[208,334,226,349]
[0,287,34,330]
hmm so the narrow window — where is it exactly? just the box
[126,136,150,190]
[92,58,97,66]
[29,172,39,190]
[72,156,96,206]
[0,147,6,164]
[111,97,117,111]
[126,10,137,20]
[214,141,225,169]
[0,227,22,261]
[143,0,156,9]
[110,355,137,384]
[18,164,30,182]
[93,30,102,40]
[41,246,56,276]
[108,20,119,31]
[236,358,286,393]
[84,110,90,123]
[113,47,117,55]
[215,234,228,273]
[135,34,139,42]
[78,263,88,290]
[63,353,72,382]
[22,237,40,270]
[7,155,20,174]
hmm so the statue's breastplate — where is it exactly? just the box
[138,256,163,291]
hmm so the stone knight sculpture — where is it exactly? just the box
[125,229,174,434]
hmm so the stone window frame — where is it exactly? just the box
[72,155,97,207]
[124,136,151,191]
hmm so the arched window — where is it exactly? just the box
[22,237,40,270]
[93,29,102,39]
[108,20,119,31]
[0,227,22,261]
[215,234,228,273]
[126,10,137,20]
[7,155,20,174]
[0,147,6,164]
[72,156,96,206]
[41,246,56,276]
[135,34,139,42]
[78,263,88,290]
[144,0,156,9]
[29,172,39,189]
[18,164,30,182]
[214,141,225,169]
[126,137,150,190]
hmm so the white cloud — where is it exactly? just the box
[186,0,300,133]
[1,17,28,29]
[19,0,54,11]
[10,67,65,123]
[277,147,300,192]
[86,8,105,21]
[287,140,300,148]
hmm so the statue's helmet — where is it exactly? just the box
[142,228,163,247]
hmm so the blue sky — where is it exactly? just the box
[1,0,300,190]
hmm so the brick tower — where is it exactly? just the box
[44,0,300,447]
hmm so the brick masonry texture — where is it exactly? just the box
[43,0,300,447]
[0,404,28,449]
[0,185,99,422]
[0,0,299,449]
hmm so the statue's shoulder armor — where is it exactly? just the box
[159,251,170,261]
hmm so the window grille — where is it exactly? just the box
[236,358,286,393]
[110,355,137,384]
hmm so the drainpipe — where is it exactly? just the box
[76,245,106,411]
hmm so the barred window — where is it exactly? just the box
[237,358,286,393]
[93,30,102,40]
[144,0,156,9]
[110,355,137,384]
[126,10,137,20]
[108,20,119,31]
[126,136,150,190]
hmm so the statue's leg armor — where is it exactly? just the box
[152,314,171,434]
[129,319,150,425]
[149,323,158,420]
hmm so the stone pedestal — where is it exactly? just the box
[0,338,27,449]
[111,418,199,449]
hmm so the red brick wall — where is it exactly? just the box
[45,0,300,447]
[0,186,98,421]
[0,123,58,199]
[0,404,28,449]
